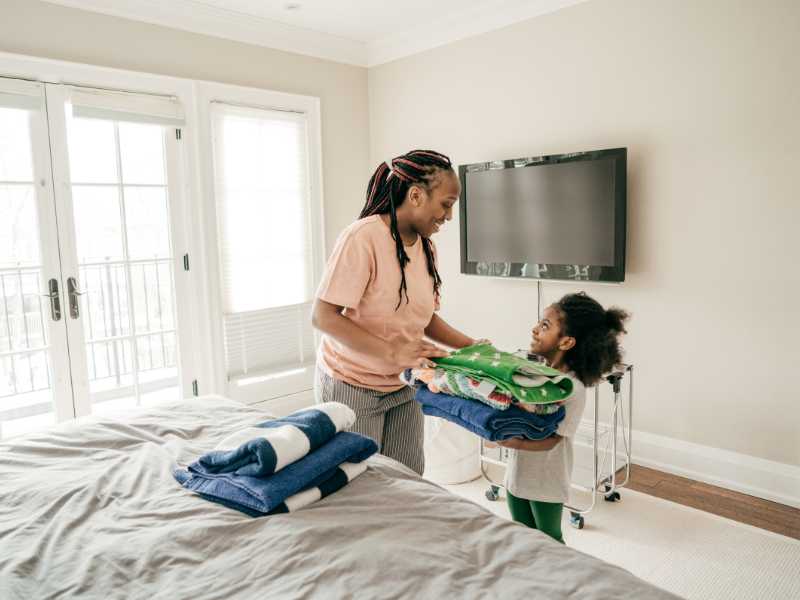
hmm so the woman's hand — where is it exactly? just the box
[391,340,450,369]
[471,338,492,346]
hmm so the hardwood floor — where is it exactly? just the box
[625,464,800,540]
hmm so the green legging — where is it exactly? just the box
[506,490,564,543]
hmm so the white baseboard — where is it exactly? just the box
[575,420,800,509]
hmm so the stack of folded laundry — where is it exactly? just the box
[173,402,377,516]
[403,343,573,441]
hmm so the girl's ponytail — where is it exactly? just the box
[605,307,628,334]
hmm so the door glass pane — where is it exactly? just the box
[0,108,35,181]
[67,117,118,184]
[119,122,166,185]
[72,186,124,262]
[0,107,59,439]
[66,116,180,415]
[124,187,171,259]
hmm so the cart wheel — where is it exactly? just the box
[485,486,500,501]
[570,512,585,530]
[604,491,621,502]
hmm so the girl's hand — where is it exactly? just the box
[483,441,499,449]
[498,436,562,452]
[391,340,450,369]
[471,338,492,346]
[497,438,525,450]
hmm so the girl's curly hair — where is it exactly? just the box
[554,292,630,387]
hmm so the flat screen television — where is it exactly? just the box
[458,147,626,283]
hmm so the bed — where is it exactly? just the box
[0,396,679,599]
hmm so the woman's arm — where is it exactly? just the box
[312,299,449,368]
[424,313,477,349]
[497,435,562,452]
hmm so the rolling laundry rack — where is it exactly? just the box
[480,363,633,530]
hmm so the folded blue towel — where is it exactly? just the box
[269,461,367,515]
[197,402,354,477]
[415,387,565,441]
[174,431,377,516]
[177,462,368,517]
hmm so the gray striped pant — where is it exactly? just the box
[315,368,424,475]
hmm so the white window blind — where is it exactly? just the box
[68,85,185,126]
[0,78,42,110]
[211,102,315,378]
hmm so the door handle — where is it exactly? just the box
[40,278,61,321]
[67,276,85,319]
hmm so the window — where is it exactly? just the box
[208,97,323,402]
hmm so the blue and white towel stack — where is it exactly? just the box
[174,402,377,516]
[414,386,565,442]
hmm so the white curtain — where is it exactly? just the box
[211,101,315,379]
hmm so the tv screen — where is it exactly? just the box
[458,148,626,282]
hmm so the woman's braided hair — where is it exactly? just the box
[359,149,453,309]
[554,292,630,387]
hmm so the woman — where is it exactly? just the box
[312,149,480,475]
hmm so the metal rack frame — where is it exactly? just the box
[480,364,633,530]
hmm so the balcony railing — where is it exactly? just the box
[0,258,178,429]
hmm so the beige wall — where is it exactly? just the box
[0,0,369,250]
[369,0,800,466]
[2,0,798,469]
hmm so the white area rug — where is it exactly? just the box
[443,477,800,600]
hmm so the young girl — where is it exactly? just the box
[499,292,629,543]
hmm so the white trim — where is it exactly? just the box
[0,77,43,110]
[24,82,76,423]
[575,420,800,510]
[0,50,327,401]
[366,0,590,66]
[39,0,592,67]
[0,51,213,399]
[0,77,41,97]
[164,126,196,400]
[43,83,92,417]
[68,85,185,126]
[194,80,325,402]
[41,0,367,67]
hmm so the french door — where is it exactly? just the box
[0,77,192,439]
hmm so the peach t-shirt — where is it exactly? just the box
[316,215,440,392]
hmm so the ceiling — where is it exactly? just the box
[42,0,589,66]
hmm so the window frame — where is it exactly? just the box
[0,51,325,404]
[195,81,325,402]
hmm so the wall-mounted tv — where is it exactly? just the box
[458,147,626,283]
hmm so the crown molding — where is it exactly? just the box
[366,0,589,67]
[41,0,590,68]
[42,0,369,67]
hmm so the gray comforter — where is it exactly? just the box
[0,396,679,599]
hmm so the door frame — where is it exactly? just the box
[43,82,197,415]
[0,77,75,423]
[0,51,212,405]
